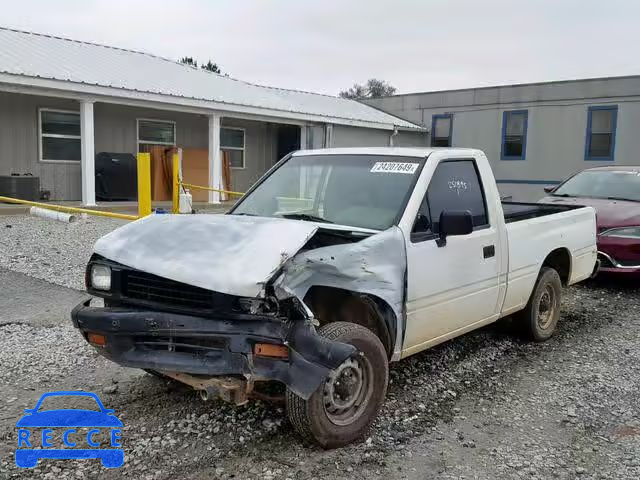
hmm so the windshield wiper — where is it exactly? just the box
[551,193,574,197]
[233,212,257,216]
[280,213,334,224]
[607,196,639,202]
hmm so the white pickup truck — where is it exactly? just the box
[72,147,597,448]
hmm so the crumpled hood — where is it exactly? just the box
[93,214,318,298]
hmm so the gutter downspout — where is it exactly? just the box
[388,125,399,147]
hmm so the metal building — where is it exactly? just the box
[0,27,424,203]
[364,76,640,201]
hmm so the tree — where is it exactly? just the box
[180,56,198,68]
[365,78,396,98]
[180,56,223,75]
[339,78,396,99]
[200,60,221,74]
[339,83,368,100]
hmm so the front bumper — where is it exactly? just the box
[71,300,356,399]
[597,237,640,276]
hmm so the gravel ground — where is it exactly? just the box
[0,215,126,290]
[0,215,638,479]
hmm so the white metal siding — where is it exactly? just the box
[365,77,640,201]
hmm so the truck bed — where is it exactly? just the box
[500,202,597,317]
[502,201,583,224]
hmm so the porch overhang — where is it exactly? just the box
[0,73,424,132]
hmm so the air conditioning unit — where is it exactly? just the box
[0,174,40,201]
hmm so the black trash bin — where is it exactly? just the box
[95,152,137,201]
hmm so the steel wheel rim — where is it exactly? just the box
[537,285,556,330]
[323,354,373,426]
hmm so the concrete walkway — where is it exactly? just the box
[0,199,235,216]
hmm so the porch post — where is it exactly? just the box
[208,113,222,204]
[299,125,308,197]
[324,123,333,148]
[299,124,307,150]
[80,100,96,206]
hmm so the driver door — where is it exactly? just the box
[403,158,501,356]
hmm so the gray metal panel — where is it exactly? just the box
[365,76,640,111]
[365,76,640,202]
[331,125,390,148]
[407,100,640,202]
[332,125,426,148]
[0,27,418,129]
[309,125,325,149]
[0,91,81,200]
[94,103,209,153]
[395,130,428,147]
[222,117,278,193]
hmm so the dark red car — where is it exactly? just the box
[540,166,640,277]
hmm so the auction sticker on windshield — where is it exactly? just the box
[370,162,419,174]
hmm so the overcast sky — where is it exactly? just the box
[4,0,638,96]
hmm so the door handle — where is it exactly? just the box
[483,245,495,259]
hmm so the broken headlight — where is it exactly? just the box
[237,297,278,315]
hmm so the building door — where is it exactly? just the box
[277,125,301,160]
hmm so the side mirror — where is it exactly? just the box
[543,186,555,193]
[437,210,473,247]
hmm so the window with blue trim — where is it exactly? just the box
[501,110,528,160]
[431,114,452,147]
[585,106,617,161]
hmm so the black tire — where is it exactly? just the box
[285,322,389,448]
[515,267,562,342]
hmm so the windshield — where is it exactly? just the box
[553,170,640,202]
[231,154,424,230]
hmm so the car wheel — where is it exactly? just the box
[285,321,388,448]
[516,267,562,342]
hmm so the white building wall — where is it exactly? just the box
[365,76,640,201]
[331,124,426,148]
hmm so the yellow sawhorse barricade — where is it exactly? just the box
[170,153,244,214]
[0,152,246,220]
[0,153,154,221]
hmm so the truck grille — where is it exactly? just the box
[123,270,214,311]
[133,335,227,353]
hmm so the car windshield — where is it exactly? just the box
[553,170,640,202]
[231,154,424,230]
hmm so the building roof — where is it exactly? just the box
[293,147,481,158]
[0,27,420,130]
[363,74,640,116]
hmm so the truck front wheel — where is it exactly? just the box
[516,266,562,342]
[285,322,388,448]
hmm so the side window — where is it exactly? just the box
[430,114,453,147]
[412,160,489,235]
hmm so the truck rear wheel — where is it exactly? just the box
[516,267,562,342]
[285,322,388,448]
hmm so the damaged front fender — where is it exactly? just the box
[276,227,407,358]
